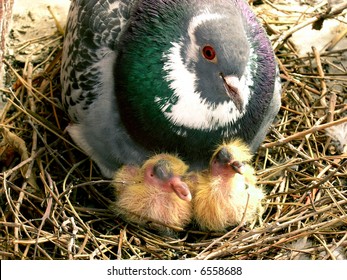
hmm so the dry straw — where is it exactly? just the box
[1,0,346,260]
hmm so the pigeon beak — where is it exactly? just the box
[228,160,245,175]
[169,177,192,202]
[220,73,244,113]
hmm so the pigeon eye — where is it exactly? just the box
[202,45,217,62]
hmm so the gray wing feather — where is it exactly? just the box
[61,0,148,178]
[61,0,133,121]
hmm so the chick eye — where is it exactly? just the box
[202,45,217,62]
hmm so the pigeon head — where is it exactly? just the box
[210,139,253,178]
[143,154,191,201]
[184,9,250,112]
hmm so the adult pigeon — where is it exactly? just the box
[61,0,281,178]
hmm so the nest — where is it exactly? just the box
[1,0,347,260]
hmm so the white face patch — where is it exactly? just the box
[159,42,247,131]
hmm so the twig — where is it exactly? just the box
[312,46,327,107]
[263,116,347,148]
[33,171,54,259]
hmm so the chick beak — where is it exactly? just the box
[228,160,245,175]
[220,73,243,113]
[169,177,192,202]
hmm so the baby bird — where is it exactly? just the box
[112,153,192,235]
[189,139,264,232]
